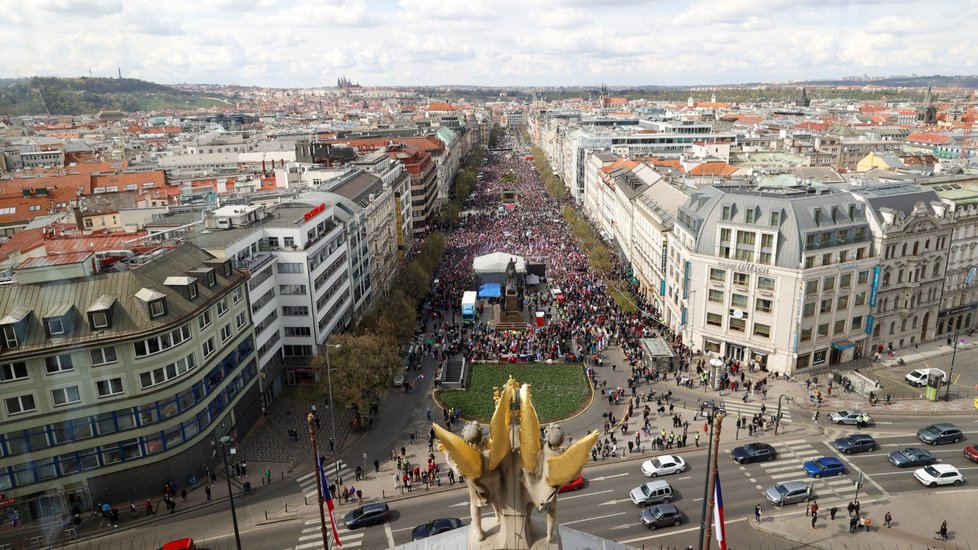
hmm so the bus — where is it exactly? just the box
[461,291,477,324]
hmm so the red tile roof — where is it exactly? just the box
[906,133,952,145]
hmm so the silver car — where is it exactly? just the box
[764,480,813,506]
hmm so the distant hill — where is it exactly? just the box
[0,77,230,116]
[791,75,978,89]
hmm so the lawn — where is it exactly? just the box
[438,363,591,423]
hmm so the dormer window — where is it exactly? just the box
[135,288,168,319]
[205,259,233,278]
[87,295,116,330]
[43,304,75,339]
[48,318,65,336]
[188,267,217,288]
[165,276,199,301]
[0,307,32,350]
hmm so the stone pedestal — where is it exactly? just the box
[392,523,633,550]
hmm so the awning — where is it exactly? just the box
[478,284,502,299]
[831,340,855,351]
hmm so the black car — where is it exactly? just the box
[411,517,463,540]
[832,434,877,454]
[640,503,684,530]
[731,443,777,464]
[344,503,390,529]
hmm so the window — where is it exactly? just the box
[803,302,815,317]
[5,394,36,415]
[709,268,726,283]
[284,326,312,336]
[838,250,848,262]
[282,306,309,316]
[48,318,65,336]
[731,294,748,309]
[90,311,109,329]
[45,354,74,374]
[770,211,780,226]
[804,256,815,269]
[733,272,749,287]
[283,237,296,248]
[236,312,247,329]
[813,349,827,365]
[797,353,811,369]
[805,280,818,295]
[759,233,774,264]
[149,299,166,318]
[823,276,835,291]
[203,338,215,358]
[718,228,732,258]
[729,317,746,332]
[221,324,233,343]
[817,323,829,337]
[139,354,197,389]
[277,262,303,273]
[708,289,724,303]
[753,323,771,338]
[96,378,124,397]
[735,230,756,261]
[233,286,244,303]
[840,273,852,288]
[855,292,866,306]
[52,386,81,407]
[838,229,849,243]
[834,320,846,334]
[279,284,307,295]
[820,299,832,314]
[89,347,118,366]
[216,299,229,317]
[837,295,849,310]
[722,206,731,221]
[852,316,863,330]
[1,361,28,382]
[133,325,192,358]
[755,298,773,313]
[857,270,869,284]
[758,276,775,291]
[800,327,812,342]
[199,310,212,329]
[745,208,755,223]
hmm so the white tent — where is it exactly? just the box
[472,252,526,274]
[525,274,541,285]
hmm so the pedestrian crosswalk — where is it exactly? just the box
[295,518,364,550]
[296,460,353,501]
[740,439,863,501]
[712,398,792,423]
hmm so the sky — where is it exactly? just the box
[2,0,977,88]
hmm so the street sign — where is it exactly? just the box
[0,497,15,507]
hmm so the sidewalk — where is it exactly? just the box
[750,489,976,549]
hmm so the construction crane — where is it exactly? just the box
[962,89,976,161]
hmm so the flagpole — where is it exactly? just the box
[702,411,725,550]
[307,413,331,550]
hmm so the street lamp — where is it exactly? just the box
[702,410,727,550]
[213,436,242,550]
[775,394,793,435]
[697,402,724,550]
[323,343,342,484]
[945,328,962,402]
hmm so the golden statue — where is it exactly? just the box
[434,376,599,549]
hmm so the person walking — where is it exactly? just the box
[830,506,838,520]
[205,485,212,501]
[884,511,892,528]
[265,467,272,484]
[754,504,762,524]
[938,520,948,541]
[811,510,818,529]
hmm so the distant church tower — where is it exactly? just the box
[795,87,811,107]
[687,96,695,108]
[711,91,717,103]
[918,84,938,125]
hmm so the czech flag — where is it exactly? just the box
[319,456,343,547]
[713,473,727,550]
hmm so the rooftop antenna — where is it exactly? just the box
[117,67,122,79]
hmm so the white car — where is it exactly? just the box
[641,455,687,478]
[914,464,965,488]
[905,368,946,387]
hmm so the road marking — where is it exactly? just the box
[590,473,630,481]
[677,476,692,480]
[384,522,395,548]
[620,517,747,543]
[560,489,613,501]
[560,512,625,526]
[598,498,632,506]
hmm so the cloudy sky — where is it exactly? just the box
[2,0,977,88]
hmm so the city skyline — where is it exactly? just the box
[3,0,977,88]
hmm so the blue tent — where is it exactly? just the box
[478,284,502,299]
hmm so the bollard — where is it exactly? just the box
[285,503,289,513]
[281,472,285,480]
[265,510,268,520]
[304,495,308,505]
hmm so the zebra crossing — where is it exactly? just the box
[294,518,364,550]
[713,398,792,423]
[738,439,863,501]
[296,460,354,501]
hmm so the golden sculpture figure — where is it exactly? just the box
[434,376,599,549]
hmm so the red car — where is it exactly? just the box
[160,539,196,550]
[965,444,978,463]
[559,474,585,493]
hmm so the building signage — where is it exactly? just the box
[683,260,690,299]
[865,314,874,335]
[303,203,327,222]
[869,265,881,308]
[659,279,666,297]
[717,260,770,275]
[681,306,687,326]
[660,240,668,273]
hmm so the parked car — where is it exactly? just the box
[344,502,390,529]
[914,464,965,488]
[888,447,936,468]
[629,480,674,506]
[731,443,777,464]
[764,480,813,506]
[559,474,585,493]
[964,444,978,463]
[411,517,463,540]
[641,455,687,477]
[905,368,946,387]
[803,457,847,478]
[917,423,964,445]
[832,434,877,454]
[829,409,871,426]
[639,503,684,530]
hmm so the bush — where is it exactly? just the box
[439,363,590,423]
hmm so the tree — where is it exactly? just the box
[311,333,401,427]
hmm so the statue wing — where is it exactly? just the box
[519,384,542,473]
[546,430,600,486]
[487,383,512,470]
[432,423,483,480]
